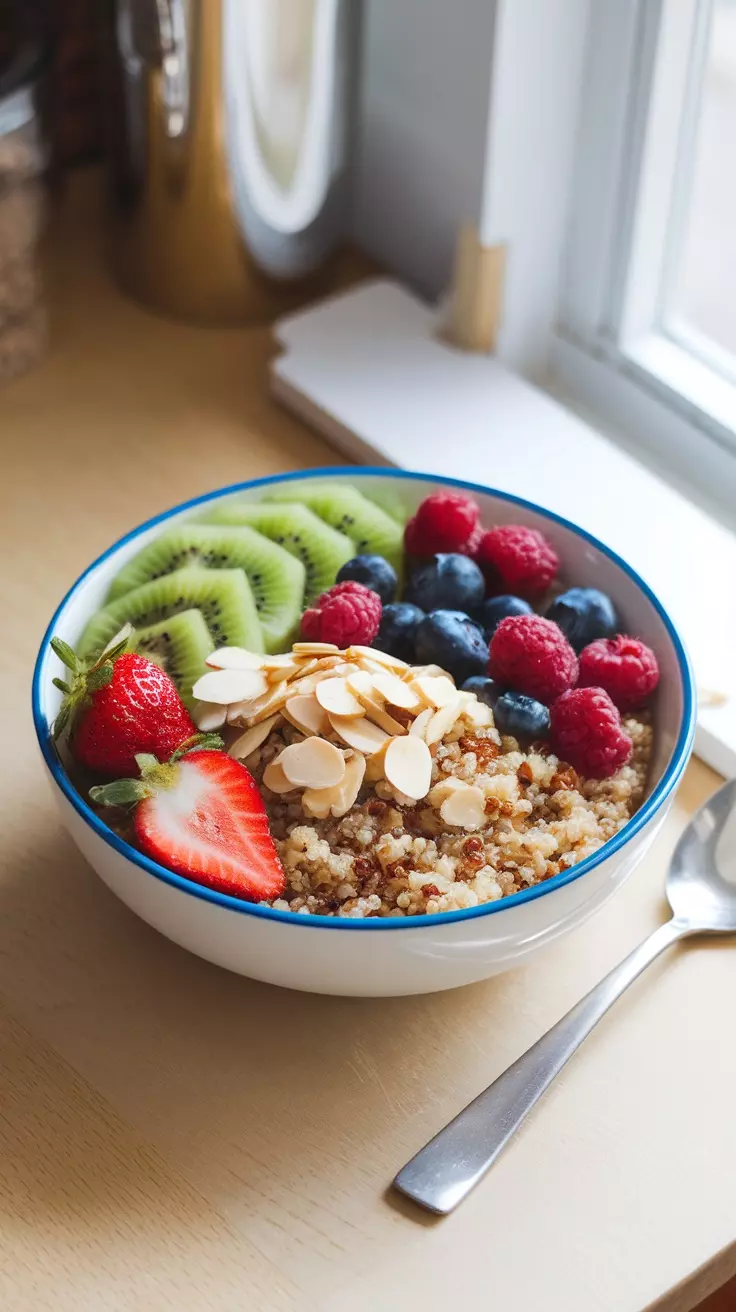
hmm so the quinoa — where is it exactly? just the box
[250,705,653,918]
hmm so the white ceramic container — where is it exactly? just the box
[32,469,696,996]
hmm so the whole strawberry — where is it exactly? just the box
[51,627,197,777]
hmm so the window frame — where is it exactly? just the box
[552,0,736,515]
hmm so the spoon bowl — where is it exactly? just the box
[667,777,736,931]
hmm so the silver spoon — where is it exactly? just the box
[394,776,736,1215]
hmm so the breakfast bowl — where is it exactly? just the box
[32,468,696,996]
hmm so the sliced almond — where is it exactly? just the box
[309,655,347,674]
[357,656,401,680]
[330,750,366,817]
[315,678,366,718]
[409,707,434,739]
[262,760,297,794]
[192,700,227,731]
[411,675,458,709]
[329,661,361,677]
[411,664,453,681]
[264,659,303,684]
[284,672,322,698]
[384,736,433,801]
[192,668,268,706]
[346,671,408,735]
[293,642,340,655]
[261,652,304,670]
[205,647,265,671]
[440,784,487,830]
[227,699,261,726]
[428,776,468,806]
[243,682,292,724]
[364,738,389,783]
[370,669,422,710]
[278,737,346,788]
[229,715,280,760]
[283,693,331,737]
[291,656,321,679]
[425,698,464,745]
[328,714,390,756]
[462,696,495,728]
[364,703,408,737]
[302,786,335,819]
[347,645,409,672]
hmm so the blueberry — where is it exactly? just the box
[336,554,397,604]
[461,675,501,708]
[406,553,485,614]
[545,587,619,652]
[374,602,425,662]
[474,594,532,640]
[415,610,489,685]
[493,691,550,742]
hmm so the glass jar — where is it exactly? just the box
[0,63,47,382]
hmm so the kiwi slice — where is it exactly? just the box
[131,610,214,707]
[362,485,409,526]
[263,483,404,572]
[204,502,353,604]
[79,567,263,662]
[107,524,305,653]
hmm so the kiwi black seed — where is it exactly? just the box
[263,483,404,573]
[78,567,263,663]
[204,501,353,604]
[107,524,305,652]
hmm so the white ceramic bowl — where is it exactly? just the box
[33,469,696,996]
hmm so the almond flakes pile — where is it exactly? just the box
[191,642,495,823]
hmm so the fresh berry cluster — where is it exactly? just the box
[309,488,660,780]
[55,481,662,915]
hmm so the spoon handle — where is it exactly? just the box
[394,917,688,1214]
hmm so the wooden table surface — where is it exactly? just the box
[2,174,735,1312]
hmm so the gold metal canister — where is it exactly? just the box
[105,0,355,323]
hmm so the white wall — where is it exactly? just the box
[479,0,590,379]
[350,0,496,298]
[350,0,590,383]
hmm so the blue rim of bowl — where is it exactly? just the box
[32,467,696,931]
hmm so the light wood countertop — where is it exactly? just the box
[1,174,734,1312]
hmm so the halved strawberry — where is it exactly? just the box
[91,750,286,902]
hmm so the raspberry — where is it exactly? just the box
[404,492,480,557]
[474,525,558,597]
[578,635,659,710]
[489,614,578,703]
[300,580,382,647]
[550,686,632,779]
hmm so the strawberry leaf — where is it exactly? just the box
[87,662,114,692]
[135,753,161,775]
[90,779,150,808]
[171,732,225,761]
[50,637,78,672]
[99,622,134,662]
[52,701,72,740]
[52,677,72,694]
